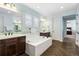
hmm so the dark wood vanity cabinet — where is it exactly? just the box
[5,38,17,56]
[40,32,51,37]
[0,40,6,56]
[0,36,26,56]
[16,36,26,55]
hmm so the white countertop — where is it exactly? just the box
[0,34,26,40]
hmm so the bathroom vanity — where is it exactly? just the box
[40,32,51,37]
[0,34,26,56]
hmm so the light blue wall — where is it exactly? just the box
[15,4,41,17]
[15,4,41,34]
[52,9,77,41]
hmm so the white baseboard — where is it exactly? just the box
[52,39,63,42]
[76,42,79,47]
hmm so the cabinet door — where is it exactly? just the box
[0,40,6,56]
[5,38,17,56]
[16,36,26,55]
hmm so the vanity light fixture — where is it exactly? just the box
[0,3,18,13]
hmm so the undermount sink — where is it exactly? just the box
[0,34,26,40]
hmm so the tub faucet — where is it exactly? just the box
[29,28,31,34]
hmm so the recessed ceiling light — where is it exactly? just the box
[41,18,46,21]
[36,6,40,9]
[8,11,10,13]
[60,6,64,9]
[67,21,70,23]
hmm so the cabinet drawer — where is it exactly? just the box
[0,40,5,44]
[17,36,26,42]
[0,40,5,46]
[5,38,17,46]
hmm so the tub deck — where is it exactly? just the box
[26,35,52,56]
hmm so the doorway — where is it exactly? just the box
[63,14,76,55]
[65,20,76,39]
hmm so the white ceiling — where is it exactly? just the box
[25,3,78,16]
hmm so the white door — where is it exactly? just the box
[76,5,79,46]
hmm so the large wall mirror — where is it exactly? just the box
[0,8,23,34]
[13,15,22,33]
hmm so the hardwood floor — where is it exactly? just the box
[19,53,29,56]
[21,37,79,56]
[42,38,78,56]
